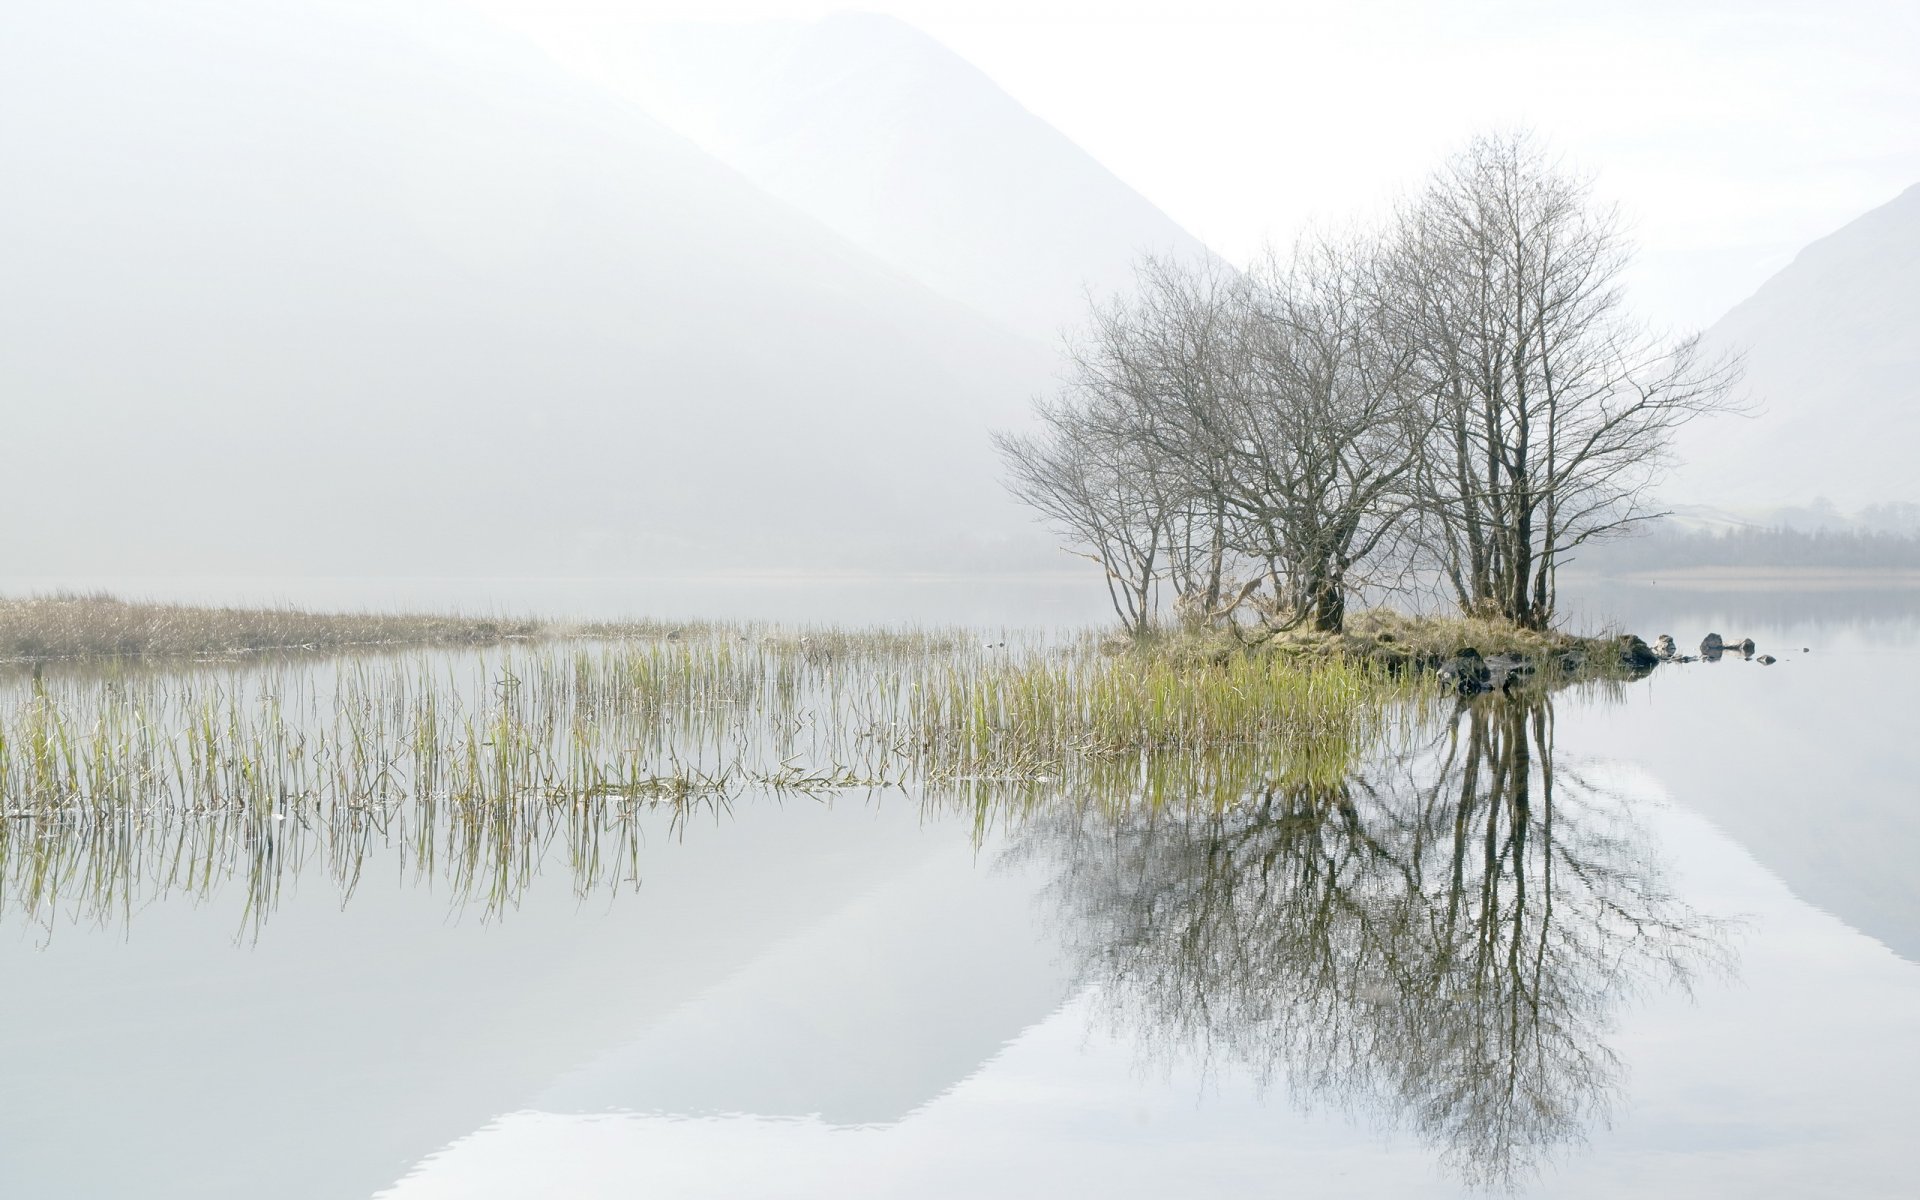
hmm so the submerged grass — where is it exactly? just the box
[0,607,1612,935]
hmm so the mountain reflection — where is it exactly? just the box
[1023,694,1731,1189]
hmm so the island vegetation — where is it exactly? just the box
[998,132,1741,641]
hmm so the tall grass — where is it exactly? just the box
[0,626,1422,935]
[908,645,1412,823]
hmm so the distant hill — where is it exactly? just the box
[1569,518,1920,575]
[1673,183,1920,513]
[0,1,1060,578]
[538,12,1217,344]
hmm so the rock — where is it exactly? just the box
[1437,647,1493,694]
[1556,650,1587,673]
[1482,653,1536,693]
[1756,654,1778,665]
[1653,634,1677,660]
[1701,633,1755,659]
[1618,635,1660,669]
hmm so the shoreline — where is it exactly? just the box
[1568,567,1920,590]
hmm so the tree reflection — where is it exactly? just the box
[1022,694,1730,1189]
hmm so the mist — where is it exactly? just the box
[5,1,1918,603]
[7,6,1920,1200]
[1,0,1161,590]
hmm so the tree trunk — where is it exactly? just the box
[1309,554,1347,633]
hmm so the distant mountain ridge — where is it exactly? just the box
[537,12,1218,344]
[0,0,1094,579]
[1674,183,1920,514]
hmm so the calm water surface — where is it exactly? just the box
[3,583,1917,1198]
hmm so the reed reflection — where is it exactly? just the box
[0,632,1388,941]
[0,638,885,943]
[1024,694,1731,1189]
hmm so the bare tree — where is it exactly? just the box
[1221,237,1427,631]
[995,393,1184,635]
[1067,256,1246,621]
[1003,132,1733,636]
[1052,249,1424,634]
[1390,132,1743,627]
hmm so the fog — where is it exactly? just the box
[0,0,1134,586]
[3,0,1917,603]
[538,13,1217,343]
[1677,183,1920,514]
[7,11,1920,1192]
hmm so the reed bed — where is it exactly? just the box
[909,645,1408,794]
[0,626,1425,936]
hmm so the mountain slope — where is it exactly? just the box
[0,0,1055,578]
[1673,183,1920,512]
[516,12,1216,343]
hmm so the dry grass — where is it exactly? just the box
[1158,607,1636,680]
[0,593,543,663]
[0,593,997,669]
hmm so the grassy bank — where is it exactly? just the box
[1134,608,1636,680]
[3,591,1651,691]
[0,593,983,665]
[0,594,557,662]
[1,593,1637,689]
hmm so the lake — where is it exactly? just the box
[2,579,1916,1198]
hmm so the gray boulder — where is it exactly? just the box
[1483,653,1537,693]
[1437,647,1493,694]
[1619,635,1660,670]
[1701,632,1758,662]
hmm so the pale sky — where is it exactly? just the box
[476,0,1920,332]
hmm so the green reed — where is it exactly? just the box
[0,624,1419,936]
[909,643,1408,792]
